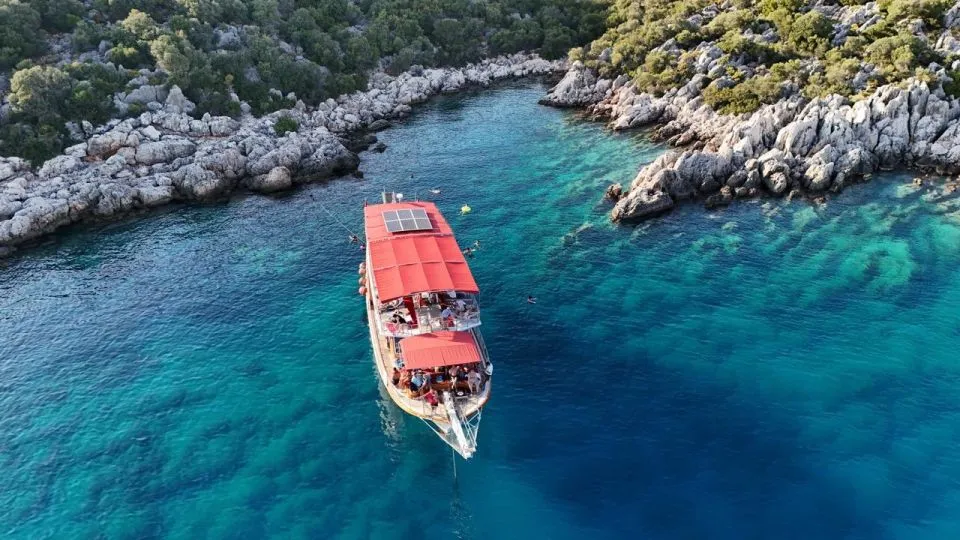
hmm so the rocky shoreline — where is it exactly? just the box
[0,53,563,258]
[540,3,960,223]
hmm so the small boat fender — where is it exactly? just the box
[358,286,367,296]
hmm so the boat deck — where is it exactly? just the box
[377,296,481,337]
[366,292,490,424]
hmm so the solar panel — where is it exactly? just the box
[383,208,433,232]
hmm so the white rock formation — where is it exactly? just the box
[542,48,960,222]
[0,53,564,255]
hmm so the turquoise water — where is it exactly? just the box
[4,83,960,539]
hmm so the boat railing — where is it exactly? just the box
[380,312,481,337]
[472,328,492,365]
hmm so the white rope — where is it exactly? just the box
[310,194,362,239]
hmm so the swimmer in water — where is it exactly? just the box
[473,240,481,250]
[527,295,537,304]
[429,188,441,195]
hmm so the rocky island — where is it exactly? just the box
[0,0,602,256]
[0,53,562,256]
[542,0,960,221]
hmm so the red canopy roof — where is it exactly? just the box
[400,331,481,369]
[364,202,478,302]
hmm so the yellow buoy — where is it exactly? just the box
[460,204,472,215]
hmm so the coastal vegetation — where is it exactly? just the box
[573,0,960,115]
[0,0,606,163]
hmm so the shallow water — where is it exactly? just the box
[4,83,960,539]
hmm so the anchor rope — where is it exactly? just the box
[311,194,363,240]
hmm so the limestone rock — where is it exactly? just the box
[611,188,674,221]
[135,139,197,165]
[173,164,229,200]
[38,156,82,179]
[95,183,138,216]
[247,166,292,193]
[138,185,175,207]
[540,62,607,107]
[124,85,168,105]
[164,85,196,115]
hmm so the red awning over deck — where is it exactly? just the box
[364,202,478,302]
[400,331,481,369]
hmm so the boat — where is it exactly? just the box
[360,192,491,458]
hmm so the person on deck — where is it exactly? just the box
[392,312,409,329]
[410,370,426,394]
[467,368,482,394]
[423,389,439,411]
[441,306,454,326]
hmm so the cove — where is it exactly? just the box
[3,82,960,539]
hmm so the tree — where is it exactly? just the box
[120,9,160,41]
[0,0,44,68]
[432,17,482,65]
[31,0,84,32]
[787,11,834,56]
[541,25,576,59]
[0,123,63,166]
[9,65,73,123]
[344,34,378,72]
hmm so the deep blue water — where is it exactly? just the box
[4,83,960,539]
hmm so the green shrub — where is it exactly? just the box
[703,9,756,39]
[274,115,298,136]
[805,57,862,97]
[703,76,784,115]
[864,33,937,81]
[786,11,834,56]
[0,123,63,166]
[878,0,953,29]
[0,0,44,68]
[943,70,960,98]
[718,30,783,65]
[32,0,84,32]
[634,49,697,95]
